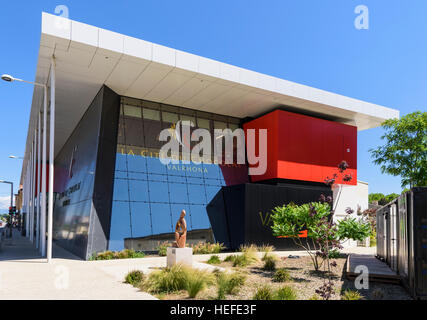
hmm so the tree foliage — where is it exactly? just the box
[336,218,371,242]
[271,201,371,272]
[370,111,427,188]
[368,192,400,205]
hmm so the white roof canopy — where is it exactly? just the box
[22,12,399,182]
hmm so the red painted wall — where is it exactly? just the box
[243,110,357,185]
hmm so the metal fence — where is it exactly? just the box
[376,187,427,300]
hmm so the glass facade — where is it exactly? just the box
[109,97,248,251]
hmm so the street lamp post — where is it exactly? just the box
[1,64,55,261]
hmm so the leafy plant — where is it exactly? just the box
[216,272,246,299]
[342,289,363,300]
[370,111,427,188]
[232,255,250,267]
[224,255,236,263]
[309,294,320,300]
[145,264,189,293]
[144,264,214,297]
[191,242,225,254]
[156,241,172,256]
[275,286,297,300]
[272,268,291,282]
[258,244,275,253]
[271,161,372,300]
[262,255,277,271]
[328,249,341,259]
[227,246,260,267]
[271,201,331,271]
[124,270,145,287]
[261,251,278,262]
[336,218,371,242]
[91,249,145,260]
[186,270,215,298]
[253,285,274,300]
[206,255,222,265]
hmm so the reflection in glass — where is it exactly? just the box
[109,98,247,251]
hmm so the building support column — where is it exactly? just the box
[41,85,47,256]
[47,56,55,262]
[36,113,41,249]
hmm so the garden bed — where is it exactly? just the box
[125,251,412,300]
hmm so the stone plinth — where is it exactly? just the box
[166,247,193,268]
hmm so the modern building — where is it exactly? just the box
[19,13,399,259]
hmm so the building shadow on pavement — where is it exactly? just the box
[0,228,82,262]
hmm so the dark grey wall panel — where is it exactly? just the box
[207,182,332,250]
[53,88,104,258]
[53,86,120,259]
[88,87,120,256]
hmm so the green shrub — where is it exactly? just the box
[239,244,258,254]
[93,250,115,260]
[145,264,189,293]
[191,242,225,254]
[275,286,297,300]
[216,272,246,299]
[253,285,274,300]
[342,289,363,300]
[309,294,320,300]
[258,245,275,253]
[328,249,341,259]
[144,264,215,297]
[261,251,279,261]
[272,268,291,282]
[125,270,145,287]
[262,256,277,271]
[185,270,215,298]
[206,255,221,265]
[157,241,172,256]
[234,255,252,267]
[238,245,259,265]
[223,252,258,267]
[224,255,236,262]
[91,249,145,260]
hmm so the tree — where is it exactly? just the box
[271,201,371,271]
[368,192,400,205]
[370,111,427,188]
[384,193,399,204]
[270,161,372,300]
[368,193,385,204]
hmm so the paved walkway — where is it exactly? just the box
[0,229,156,300]
[0,229,376,300]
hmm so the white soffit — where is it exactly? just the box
[22,12,400,179]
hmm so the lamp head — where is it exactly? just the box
[1,74,14,82]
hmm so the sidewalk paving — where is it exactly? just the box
[0,229,376,300]
[0,230,156,300]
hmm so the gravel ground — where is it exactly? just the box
[155,254,412,300]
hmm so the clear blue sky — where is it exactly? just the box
[0,0,425,211]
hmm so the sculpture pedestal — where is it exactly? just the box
[167,247,193,268]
